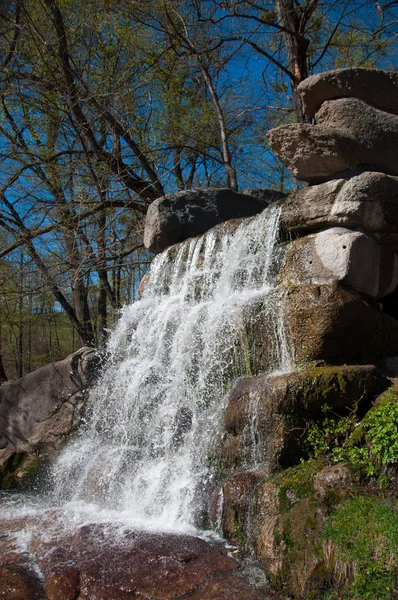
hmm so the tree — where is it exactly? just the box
[197,0,398,121]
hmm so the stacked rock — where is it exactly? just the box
[267,67,398,304]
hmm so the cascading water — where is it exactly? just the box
[46,205,292,533]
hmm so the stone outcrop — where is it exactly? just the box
[267,67,398,183]
[298,67,398,117]
[0,347,100,488]
[278,228,398,299]
[0,515,268,600]
[144,187,273,254]
[281,171,398,251]
[267,99,398,182]
[216,365,387,478]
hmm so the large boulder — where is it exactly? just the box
[0,348,100,486]
[281,171,398,251]
[144,188,270,254]
[216,365,387,479]
[278,228,398,299]
[267,99,398,182]
[0,515,268,600]
[298,68,398,117]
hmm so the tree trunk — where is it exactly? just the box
[275,0,313,123]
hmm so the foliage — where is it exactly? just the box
[323,496,398,599]
[306,388,398,485]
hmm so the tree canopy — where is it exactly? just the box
[0,0,397,375]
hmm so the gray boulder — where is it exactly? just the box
[242,188,286,204]
[298,68,398,117]
[144,188,268,254]
[0,347,100,467]
[281,172,398,251]
[267,99,398,181]
[278,227,398,299]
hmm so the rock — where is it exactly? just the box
[0,528,45,600]
[267,122,358,182]
[0,512,269,600]
[266,99,398,181]
[282,283,398,366]
[281,171,398,251]
[298,68,398,117]
[313,463,353,498]
[241,283,398,371]
[144,188,268,254]
[216,365,387,478]
[138,272,150,299]
[278,228,398,299]
[220,460,329,597]
[0,348,101,488]
[243,188,286,204]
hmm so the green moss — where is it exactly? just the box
[0,452,47,491]
[297,367,347,410]
[273,459,323,513]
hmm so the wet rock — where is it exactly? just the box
[220,461,336,598]
[144,188,268,254]
[267,99,398,182]
[298,68,398,117]
[0,530,44,600]
[278,228,398,299]
[0,347,101,489]
[283,283,398,365]
[20,518,269,600]
[281,171,398,251]
[217,365,386,477]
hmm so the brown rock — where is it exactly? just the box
[0,515,269,600]
[280,171,398,251]
[267,99,398,181]
[0,532,44,600]
[298,68,398,117]
[278,228,398,299]
[313,463,353,498]
[217,365,386,477]
[283,283,398,365]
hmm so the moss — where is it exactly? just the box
[297,367,348,410]
[0,452,47,491]
[273,459,324,513]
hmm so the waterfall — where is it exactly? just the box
[50,205,292,532]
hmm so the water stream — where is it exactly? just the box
[3,205,292,535]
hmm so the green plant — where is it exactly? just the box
[306,391,398,483]
[323,496,398,599]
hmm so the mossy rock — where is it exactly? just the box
[0,452,49,491]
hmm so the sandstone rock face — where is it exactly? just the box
[278,227,398,299]
[283,283,398,365]
[144,188,268,254]
[0,515,268,600]
[313,463,353,498]
[281,171,398,250]
[217,365,386,478]
[267,99,398,182]
[298,68,398,117]
[0,348,100,474]
[267,123,360,182]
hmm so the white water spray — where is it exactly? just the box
[50,206,292,532]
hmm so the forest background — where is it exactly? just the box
[0,0,397,380]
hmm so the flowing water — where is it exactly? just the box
[3,205,292,535]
